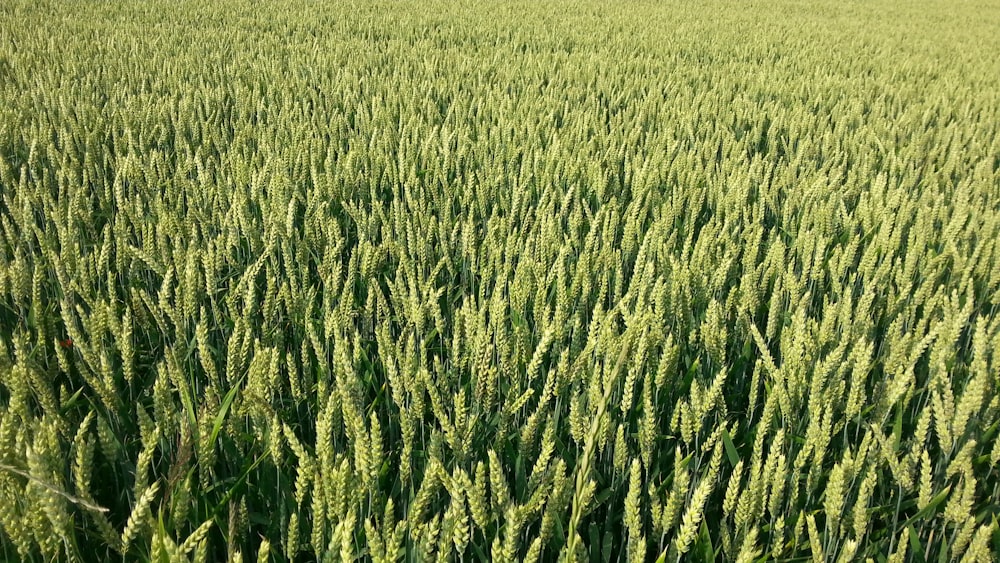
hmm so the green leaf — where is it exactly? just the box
[907,526,925,563]
[471,542,488,562]
[213,453,267,517]
[60,386,85,412]
[991,515,1000,558]
[209,376,244,451]
[722,427,740,467]
[901,486,951,529]
[696,520,714,562]
[514,454,526,500]
[512,308,526,331]
[156,511,171,563]
[936,538,948,563]
[891,404,903,452]
[589,523,600,563]
[981,419,1000,443]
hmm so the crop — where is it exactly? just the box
[1,0,999,561]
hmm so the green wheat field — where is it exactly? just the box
[2,0,1000,561]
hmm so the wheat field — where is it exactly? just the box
[1,0,999,561]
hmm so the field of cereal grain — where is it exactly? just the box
[2,0,1000,560]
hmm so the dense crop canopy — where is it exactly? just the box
[1,0,999,561]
